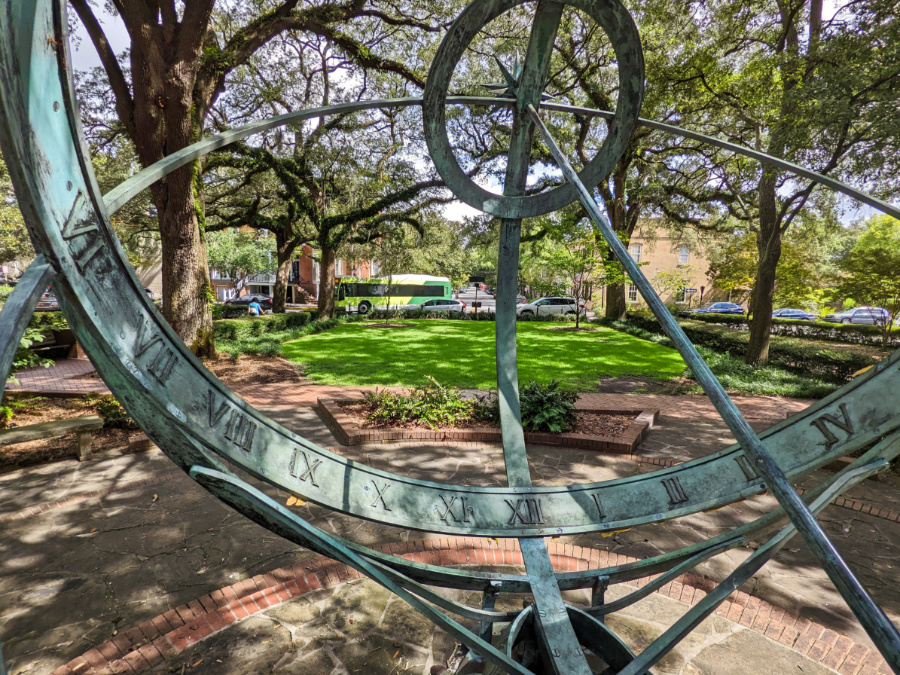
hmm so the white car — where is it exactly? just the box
[516,297,581,316]
[413,299,466,313]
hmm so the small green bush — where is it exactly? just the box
[96,394,137,429]
[0,405,12,430]
[519,379,579,433]
[473,380,579,432]
[364,377,475,429]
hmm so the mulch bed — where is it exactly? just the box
[337,401,636,436]
[321,398,658,451]
[0,395,130,472]
[204,354,306,387]
[546,326,603,332]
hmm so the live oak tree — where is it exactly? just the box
[70,0,445,354]
[661,0,900,364]
[204,108,449,317]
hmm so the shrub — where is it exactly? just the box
[365,309,576,322]
[96,394,137,429]
[684,312,899,348]
[213,312,359,358]
[619,312,875,383]
[518,379,579,433]
[363,377,475,429]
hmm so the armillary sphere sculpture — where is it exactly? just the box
[1,0,900,672]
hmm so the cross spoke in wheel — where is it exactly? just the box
[0,254,56,400]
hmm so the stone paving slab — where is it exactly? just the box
[2,396,898,674]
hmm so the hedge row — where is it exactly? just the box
[366,309,581,322]
[212,311,317,341]
[685,312,899,347]
[622,312,876,383]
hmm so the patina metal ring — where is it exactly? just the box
[422,0,645,219]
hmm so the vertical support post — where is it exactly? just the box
[590,575,610,620]
[480,580,502,644]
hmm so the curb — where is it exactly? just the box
[49,537,891,675]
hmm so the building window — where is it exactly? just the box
[627,285,639,303]
[678,246,690,265]
[629,244,642,263]
[216,286,235,302]
[335,259,344,276]
[371,259,380,276]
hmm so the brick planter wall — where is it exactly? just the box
[318,398,658,453]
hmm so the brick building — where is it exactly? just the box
[613,226,723,309]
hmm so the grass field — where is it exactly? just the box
[282,320,687,390]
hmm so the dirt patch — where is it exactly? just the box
[0,395,130,472]
[547,326,603,332]
[204,353,306,387]
[337,401,635,436]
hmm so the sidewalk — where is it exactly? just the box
[1,402,898,674]
[6,358,109,396]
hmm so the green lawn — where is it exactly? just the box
[282,320,687,390]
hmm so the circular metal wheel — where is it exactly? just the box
[358,301,372,315]
[843,318,852,324]
[422,0,645,219]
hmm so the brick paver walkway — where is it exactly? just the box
[6,358,109,396]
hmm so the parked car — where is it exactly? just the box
[516,295,527,305]
[823,306,892,326]
[224,293,274,309]
[678,302,744,317]
[516,297,581,316]
[412,298,466,313]
[35,289,59,311]
[772,308,817,321]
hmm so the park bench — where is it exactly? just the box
[0,415,104,461]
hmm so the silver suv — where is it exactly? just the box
[516,297,580,316]
[824,306,892,325]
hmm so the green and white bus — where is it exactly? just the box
[336,274,453,314]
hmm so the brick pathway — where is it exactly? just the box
[6,358,109,396]
[49,537,894,675]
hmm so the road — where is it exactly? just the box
[456,287,496,313]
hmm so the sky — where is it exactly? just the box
[67,2,879,226]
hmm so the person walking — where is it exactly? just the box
[247,299,262,317]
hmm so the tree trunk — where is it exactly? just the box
[605,282,627,320]
[155,163,215,357]
[273,232,298,314]
[745,170,782,366]
[317,246,337,318]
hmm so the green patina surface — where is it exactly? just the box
[282,320,686,389]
